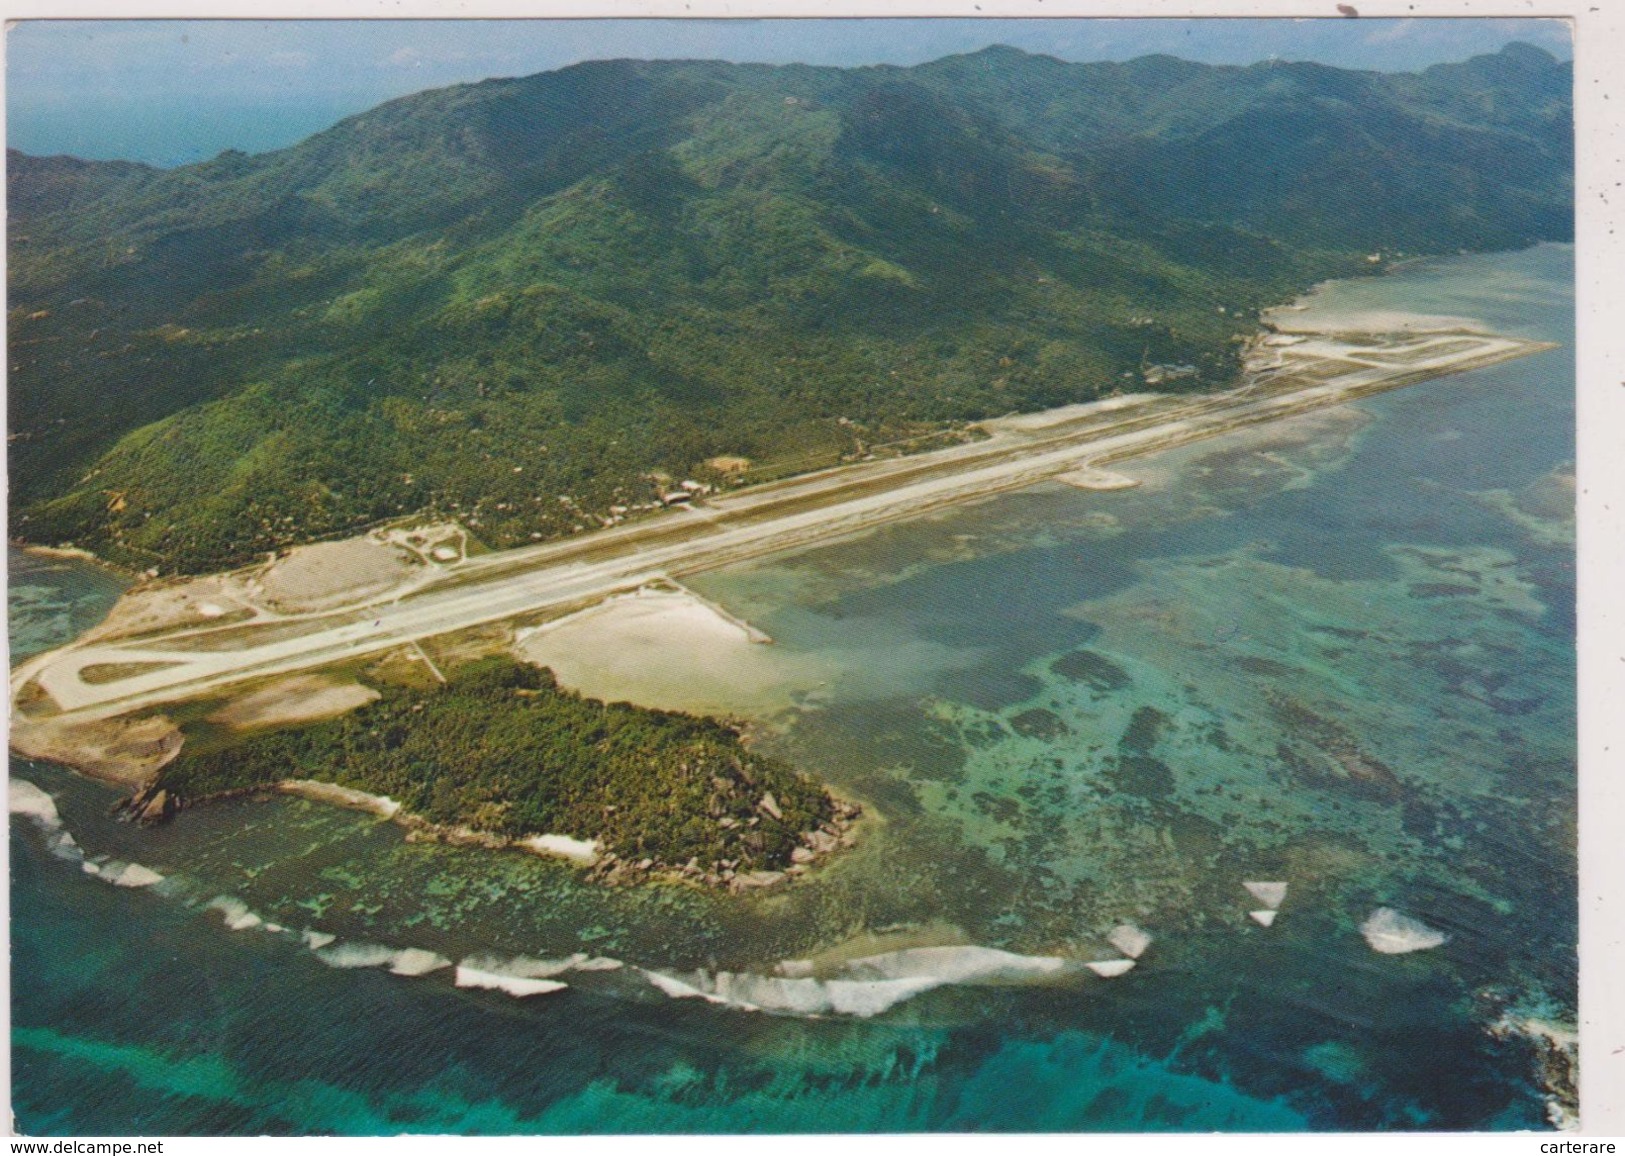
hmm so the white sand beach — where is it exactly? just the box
[514,585,979,719]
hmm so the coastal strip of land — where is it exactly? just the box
[12,326,1555,725]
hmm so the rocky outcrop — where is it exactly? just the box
[1481,990,1580,1130]
[115,780,181,825]
[136,787,172,824]
[584,796,863,892]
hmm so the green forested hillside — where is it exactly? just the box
[7,43,1571,573]
[156,656,838,875]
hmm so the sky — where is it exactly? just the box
[5,17,1573,167]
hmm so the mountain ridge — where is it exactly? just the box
[7,42,1572,573]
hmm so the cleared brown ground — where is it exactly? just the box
[82,576,252,644]
[207,674,379,731]
[10,712,182,785]
[255,538,420,613]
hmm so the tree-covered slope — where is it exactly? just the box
[7,44,1571,573]
[152,656,842,878]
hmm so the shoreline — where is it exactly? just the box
[15,318,1557,727]
[16,643,864,895]
[12,541,145,585]
[10,288,1559,901]
[11,243,1570,591]
[9,709,183,789]
[7,233,1578,1131]
[18,543,105,565]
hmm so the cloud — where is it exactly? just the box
[1362,20,1419,47]
[381,44,475,71]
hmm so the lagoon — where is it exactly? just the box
[10,243,1575,1132]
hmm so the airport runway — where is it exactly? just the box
[15,329,1553,720]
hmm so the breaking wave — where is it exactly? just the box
[449,952,624,997]
[459,952,570,979]
[643,944,1085,1018]
[841,945,1075,984]
[44,830,84,862]
[642,968,943,1017]
[9,778,88,865]
[315,942,410,970]
[11,779,173,884]
[388,948,453,977]
[453,965,568,998]
[1360,907,1448,954]
[11,773,1255,1023]
[10,778,61,827]
[207,896,264,931]
[103,862,165,888]
[1106,924,1153,960]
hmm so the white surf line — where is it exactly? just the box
[10,777,88,864]
[454,966,567,997]
[13,770,1454,1021]
[646,944,1141,1018]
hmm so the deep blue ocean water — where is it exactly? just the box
[9,245,1575,1133]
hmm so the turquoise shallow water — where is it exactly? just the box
[10,244,1574,1133]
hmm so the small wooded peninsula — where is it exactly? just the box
[132,656,854,887]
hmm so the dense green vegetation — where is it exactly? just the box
[9,43,1571,573]
[156,656,837,873]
